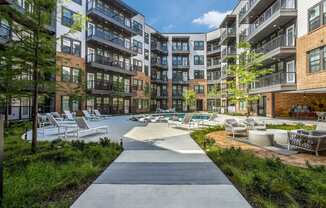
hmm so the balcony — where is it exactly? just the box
[0,24,10,45]
[250,72,296,94]
[172,47,190,54]
[246,0,297,43]
[152,91,168,99]
[172,92,184,99]
[87,54,136,76]
[87,29,137,56]
[88,80,132,96]
[172,64,190,70]
[151,77,168,84]
[254,34,296,63]
[172,77,189,85]
[151,59,168,69]
[220,27,236,45]
[207,46,221,56]
[221,47,237,61]
[207,61,222,70]
[151,43,168,54]
[87,2,136,36]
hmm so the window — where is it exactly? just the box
[61,96,70,111]
[133,40,143,54]
[144,49,149,60]
[194,85,204,94]
[308,48,321,73]
[61,36,81,57]
[144,32,149,44]
[133,59,143,72]
[62,7,76,28]
[309,4,321,32]
[72,0,82,5]
[72,69,80,84]
[62,66,71,82]
[194,41,204,50]
[194,55,204,65]
[194,70,205,79]
[133,20,143,36]
[144,65,149,76]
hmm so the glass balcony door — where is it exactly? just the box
[286,25,295,47]
[286,60,295,83]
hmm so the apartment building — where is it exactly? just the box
[1,0,326,119]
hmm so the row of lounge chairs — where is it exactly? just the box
[37,110,110,139]
[224,118,266,139]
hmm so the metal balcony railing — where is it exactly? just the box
[87,0,132,29]
[151,43,168,53]
[221,27,236,41]
[248,0,296,36]
[222,47,237,57]
[87,80,131,93]
[87,54,134,72]
[252,72,296,89]
[254,34,294,54]
[88,28,132,51]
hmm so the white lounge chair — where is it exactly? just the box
[67,117,109,139]
[64,110,76,121]
[200,114,221,126]
[82,110,100,120]
[94,109,110,119]
[175,114,200,130]
[47,114,77,137]
[51,112,64,121]
[243,118,266,130]
[224,119,248,139]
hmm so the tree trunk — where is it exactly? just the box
[31,14,40,153]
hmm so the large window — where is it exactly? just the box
[194,85,204,94]
[61,66,80,83]
[194,41,204,50]
[62,7,77,28]
[194,55,204,65]
[308,1,326,32]
[144,32,149,44]
[308,48,321,73]
[194,70,205,79]
[133,20,143,36]
[133,40,143,54]
[61,36,81,57]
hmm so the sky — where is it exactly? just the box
[123,0,238,33]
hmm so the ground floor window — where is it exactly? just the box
[61,96,81,112]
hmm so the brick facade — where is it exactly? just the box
[55,52,86,114]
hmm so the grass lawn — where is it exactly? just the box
[3,122,122,208]
[191,127,326,208]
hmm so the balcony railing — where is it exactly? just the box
[87,28,132,51]
[151,59,168,68]
[221,27,236,41]
[87,0,132,30]
[87,54,134,72]
[151,43,168,53]
[173,92,183,97]
[172,76,188,83]
[152,91,168,97]
[252,72,296,89]
[222,47,237,58]
[248,0,296,36]
[88,80,131,94]
[151,76,168,83]
[254,34,294,54]
[207,45,221,54]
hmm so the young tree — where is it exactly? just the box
[183,89,196,112]
[227,41,272,116]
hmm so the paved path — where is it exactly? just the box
[71,116,251,208]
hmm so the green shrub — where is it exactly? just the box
[3,123,122,208]
[191,128,326,208]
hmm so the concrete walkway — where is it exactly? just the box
[71,117,251,208]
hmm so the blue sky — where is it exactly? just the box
[124,0,238,33]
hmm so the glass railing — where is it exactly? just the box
[87,54,134,72]
[151,59,168,66]
[151,43,168,52]
[88,28,132,51]
[222,47,237,57]
[254,34,294,54]
[87,0,132,29]
[248,0,296,36]
[221,27,236,41]
[252,72,296,89]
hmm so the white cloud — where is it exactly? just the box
[192,10,231,29]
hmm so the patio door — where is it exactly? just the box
[286,60,296,83]
[258,96,266,116]
[286,25,295,47]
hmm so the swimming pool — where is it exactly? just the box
[152,113,210,121]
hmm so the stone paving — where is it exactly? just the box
[71,117,252,208]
